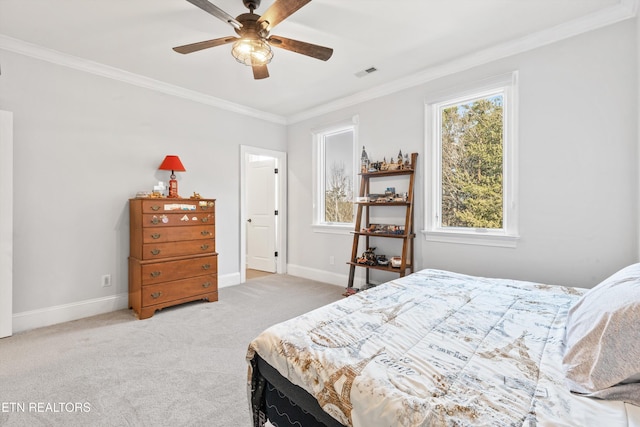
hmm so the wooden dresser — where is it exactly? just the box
[128,198,218,319]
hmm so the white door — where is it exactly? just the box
[0,111,13,338]
[246,157,277,272]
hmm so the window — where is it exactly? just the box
[425,72,518,247]
[312,116,358,233]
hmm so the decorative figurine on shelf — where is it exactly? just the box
[360,146,370,173]
[385,187,395,198]
[190,192,201,199]
[363,150,415,172]
[356,247,377,265]
[385,155,397,171]
[376,255,389,266]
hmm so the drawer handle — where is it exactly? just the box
[202,264,211,270]
[200,244,209,250]
[151,249,161,255]
[150,292,162,299]
[202,282,212,288]
[201,230,210,236]
[151,217,160,224]
[150,271,161,278]
[151,233,161,239]
[201,217,209,223]
[151,205,160,211]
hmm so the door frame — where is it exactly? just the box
[0,111,13,338]
[240,145,287,283]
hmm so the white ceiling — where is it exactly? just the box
[0,0,635,122]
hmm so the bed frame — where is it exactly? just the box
[250,355,345,427]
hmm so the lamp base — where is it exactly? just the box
[168,179,180,198]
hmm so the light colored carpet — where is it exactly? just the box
[0,274,345,427]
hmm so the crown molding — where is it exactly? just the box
[0,34,287,125]
[1,0,636,126]
[287,0,638,124]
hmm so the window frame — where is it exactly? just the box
[424,72,519,247]
[311,115,359,234]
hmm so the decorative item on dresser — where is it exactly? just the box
[128,198,218,319]
[158,155,186,198]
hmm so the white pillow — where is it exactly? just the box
[563,263,640,406]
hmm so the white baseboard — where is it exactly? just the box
[218,272,241,288]
[10,269,352,333]
[286,264,366,288]
[12,272,242,334]
[12,293,129,334]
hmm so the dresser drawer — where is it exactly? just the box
[141,255,217,285]
[142,212,214,227]
[142,239,215,260]
[142,226,214,243]
[142,274,217,307]
[141,199,215,214]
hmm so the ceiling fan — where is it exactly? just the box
[173,0,333,79]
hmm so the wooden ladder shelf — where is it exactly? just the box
[347,152,418,291]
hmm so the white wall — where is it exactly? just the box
[0,111,13,338]
[288,19,638,288]
[0,51,286,331]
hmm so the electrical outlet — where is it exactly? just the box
[101,274,112,287]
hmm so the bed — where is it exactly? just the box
[247,265,640,426]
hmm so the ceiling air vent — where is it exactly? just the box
[355,67,378,78]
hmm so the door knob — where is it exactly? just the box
[247,219,252,223]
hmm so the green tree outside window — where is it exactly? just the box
[441,95,503,229]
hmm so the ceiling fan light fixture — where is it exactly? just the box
[174,0,333,79]
[231,38,273,66]
[227,19,242,29]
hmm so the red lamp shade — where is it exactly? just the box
[158,155,186,173]
[158,155,186,198]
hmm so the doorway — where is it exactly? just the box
[240,146,287,283]
[0,111,13,338]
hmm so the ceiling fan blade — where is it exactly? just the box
[185,0,242,29]
[173,36,238,54]
[268,35,333,61]
[257,0,311,32]
[252,63,269,80]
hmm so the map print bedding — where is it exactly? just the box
[247,269,634,426]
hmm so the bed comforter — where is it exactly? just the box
[247,269,636,426]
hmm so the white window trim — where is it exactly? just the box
[311,115,359,234]
[423,72,519,248]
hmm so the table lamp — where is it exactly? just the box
[158,155,186,198]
